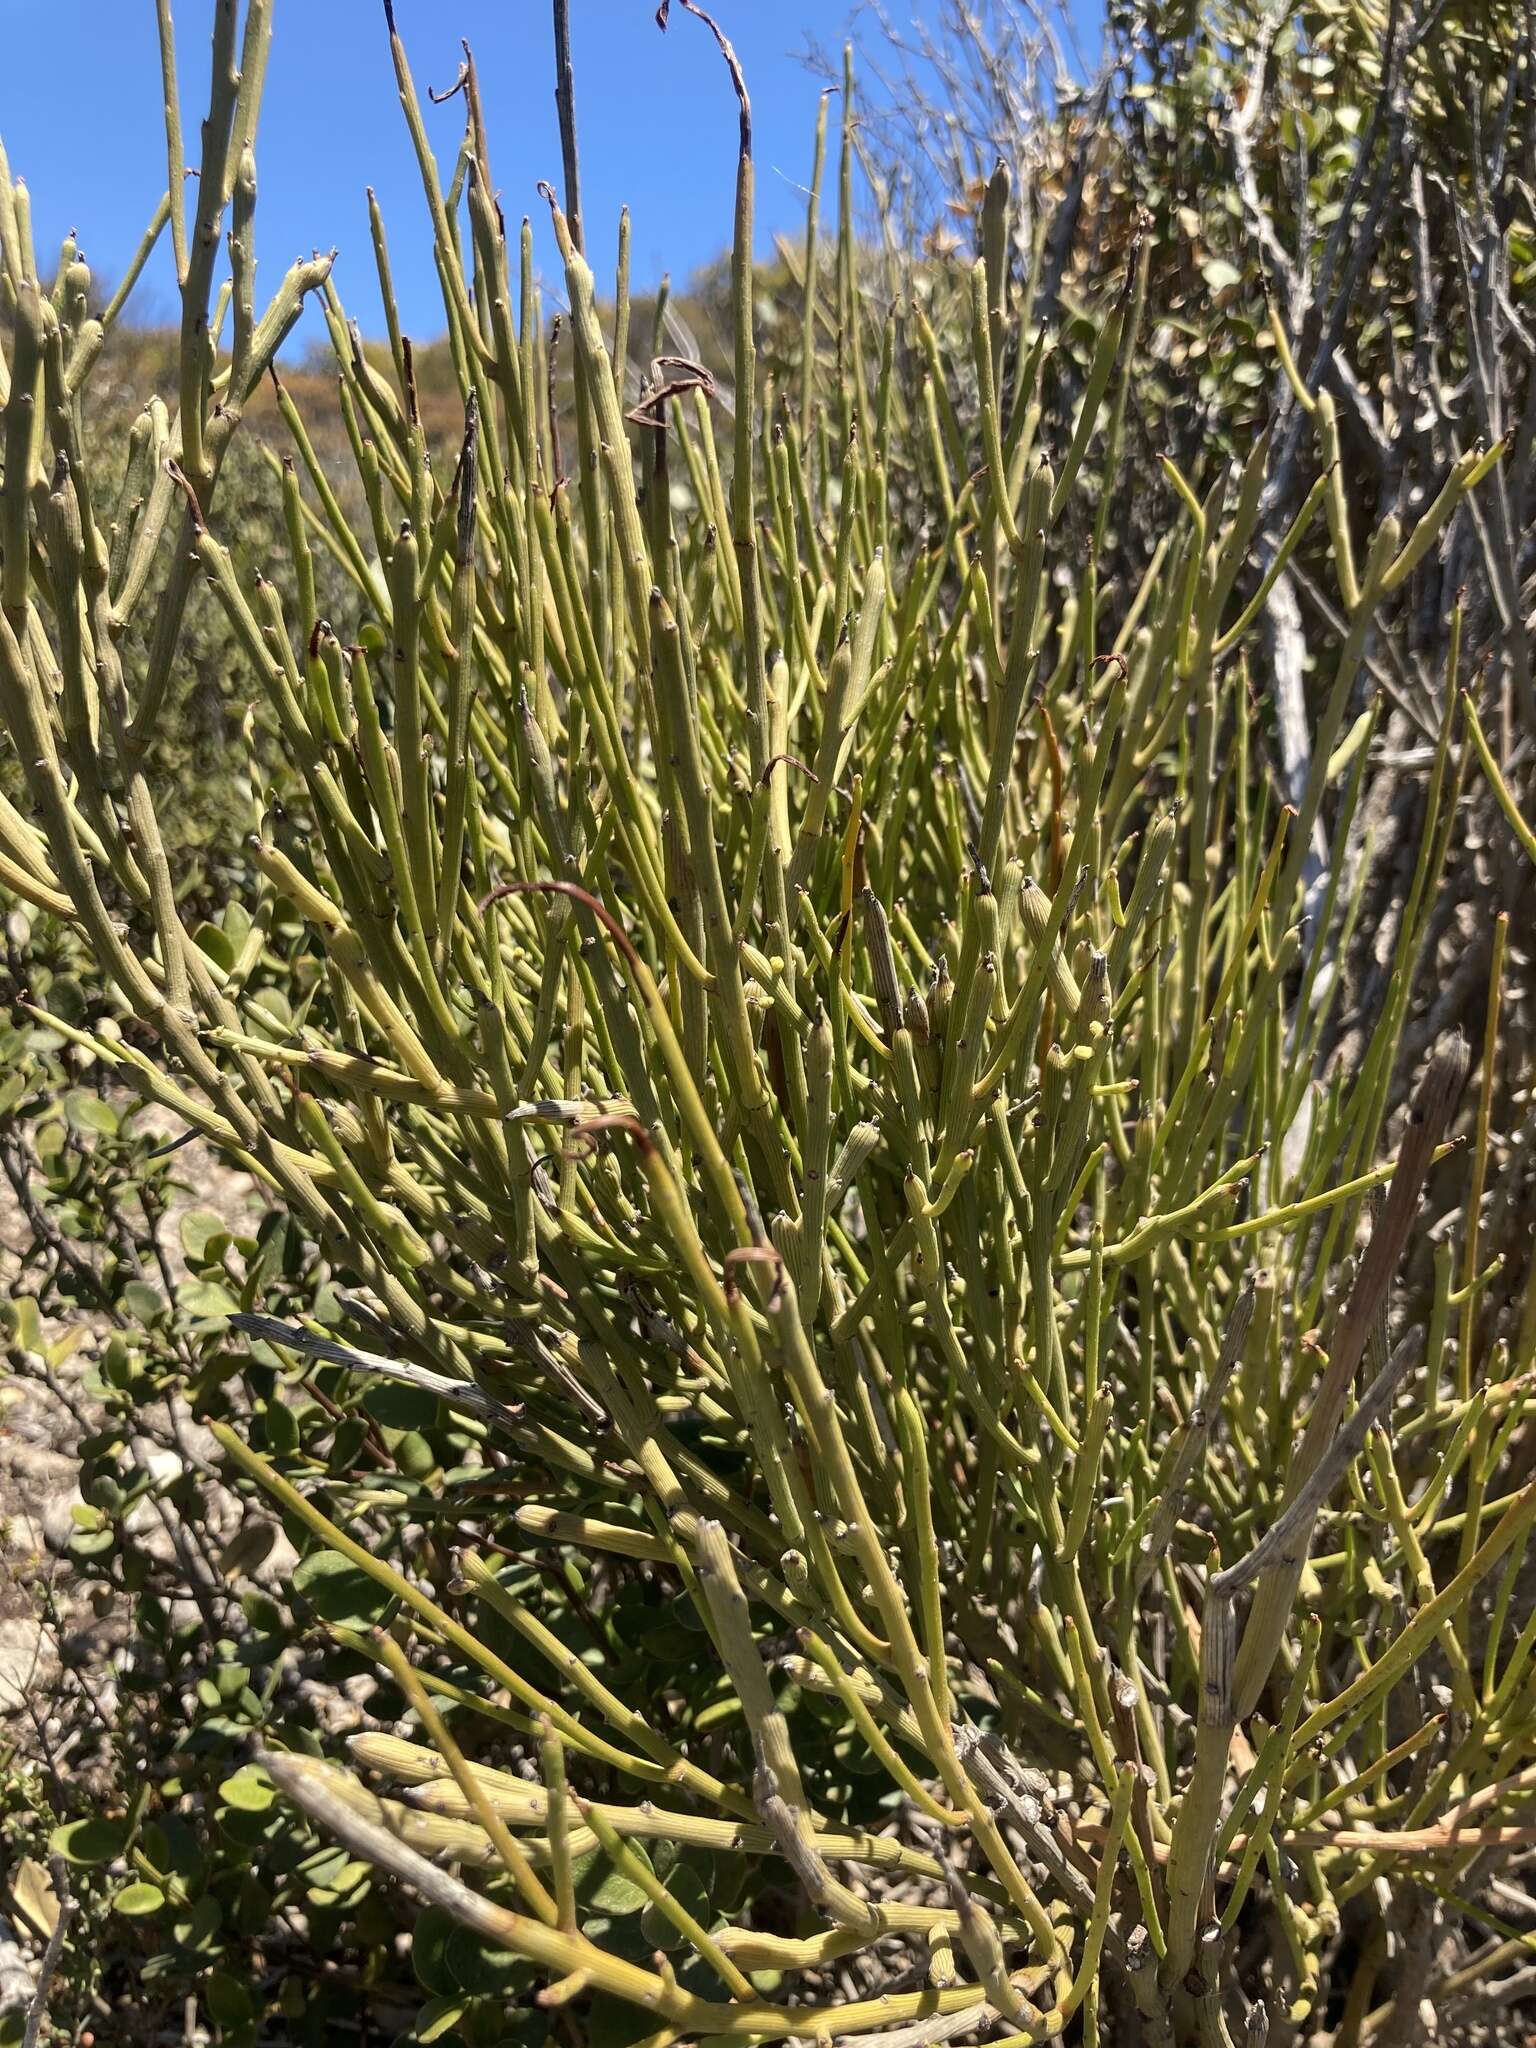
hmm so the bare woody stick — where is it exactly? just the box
[1230,1033,1469,1718]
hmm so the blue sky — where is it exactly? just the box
[0,2,1098,345]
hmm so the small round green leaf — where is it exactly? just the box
[640,1864,713,1950]
[445,1921,525,1994]
[50,1816,130,1865]
[113,1881,166,1917]
[179,1208,232,1263]
[178,1278,239,1322]
[205,1970,253,2026]
[586,1845,653,1917]
[292,1548,395,1629]
[64,1089,119,1137]
[219,1765,276,1813]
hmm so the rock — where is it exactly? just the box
[40,1489,86,1556]
[0,1510,47,1562]
[0,1616,55,1713]
[0,1911,36,2017]
[127,1439,184,1489]
[260,1526,301,1585]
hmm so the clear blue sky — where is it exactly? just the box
[0,1,1099,347]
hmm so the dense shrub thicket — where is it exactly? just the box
[0,2,1532,2044]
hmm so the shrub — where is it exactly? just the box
[1,2,1533,2044]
